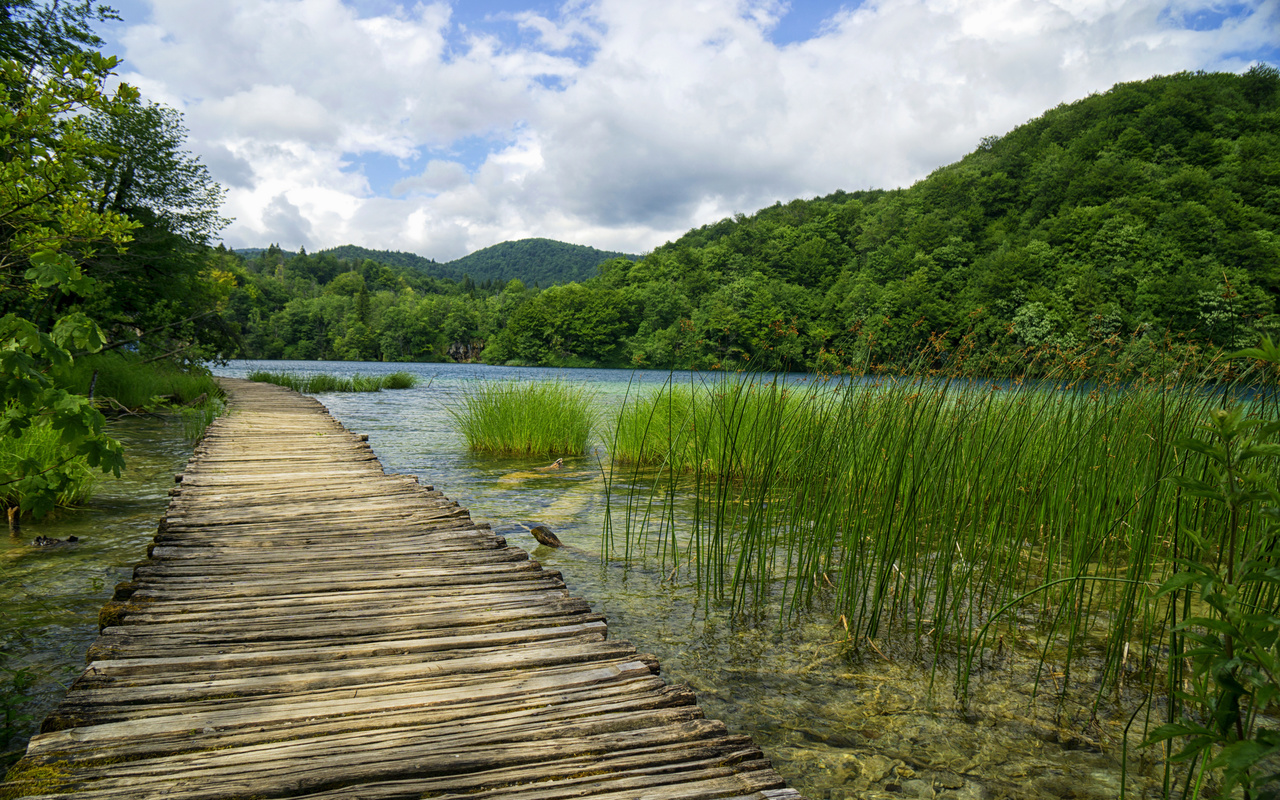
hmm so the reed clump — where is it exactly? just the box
[179,398,226,441]
[603,353,1275,721]
[248,370,418,393]
[380,371,417,390]
[59,351,221,409]
[449,380,595,457]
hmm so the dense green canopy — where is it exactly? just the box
[223,67,1280,372]
[1,1,233,517]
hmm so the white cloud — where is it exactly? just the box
[260,193,314,248]
[107,0,1279,260]
[393,160,471,195]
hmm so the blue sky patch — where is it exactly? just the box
[1177,2,1252,30]
[347,134,505,196]
[343,151,416,196]
[440,0,598,66]
[534,74,568,91]
[434,134,508,174]
[766,1,858,46]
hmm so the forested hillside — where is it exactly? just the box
[317,245,438,273]
[316,239,634,285]
[222,67,1280,371]
[440,238,637,286]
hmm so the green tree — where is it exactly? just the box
[1,51,137,519]
[77,98,233,363]
[0,1,116,70]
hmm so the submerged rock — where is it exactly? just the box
[32,535,79,548]
[529,525,563,548]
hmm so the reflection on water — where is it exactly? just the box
[2,360,1177,797]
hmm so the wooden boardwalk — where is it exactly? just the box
[2,379,802,800]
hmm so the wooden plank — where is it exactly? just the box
[0,378,802,800]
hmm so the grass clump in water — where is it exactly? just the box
[0,423,96,511]
[178,397,226,441]
[449,380,595,457]
[381,371,417,389]
[248,370,418,393]
[59,351,221,409]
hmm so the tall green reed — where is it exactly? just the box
[179,397,226,441]
[449,379,595,457]
[603,351,1264,718]
[0,423,96,511]
[248,370,418,393]
[60,351,221,409]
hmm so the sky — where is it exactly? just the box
[94,0,1280,261]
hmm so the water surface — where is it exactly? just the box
[210,360,1176,799]
[0,361,1180,797]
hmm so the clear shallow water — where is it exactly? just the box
[1,416,194,762]
[213,361,1177,799]
[1,361,1178,797]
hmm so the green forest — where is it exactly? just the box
[1,1,232,517]
[3,0,1280,513]
[221,66,1280,372]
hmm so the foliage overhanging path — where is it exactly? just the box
[0,378,802,800]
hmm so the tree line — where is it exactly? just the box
[222,66,1280,374]
[1,0,231,517]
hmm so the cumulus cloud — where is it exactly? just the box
[200,144,256,189]
[392,160,471,196]
[106,0,1279,261]
[260,193,314,249]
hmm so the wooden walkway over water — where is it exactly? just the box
[3,379,801,800]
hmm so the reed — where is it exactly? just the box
[381,371,417,390]
[179,397,226,441]
[602,354,1269,721]
[449,379,595,457]
[60,352,222,409]
[247,370,418,393]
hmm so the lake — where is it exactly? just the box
[3,360,1178,799]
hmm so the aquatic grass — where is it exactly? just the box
[380,371,417,390]
[59,351,221,409]
[602,346,1270,730]
[0,423,96,511]
[248,370,418,393]
[449,380,595,457]
[247,370,306,391]
[179,397,226,441]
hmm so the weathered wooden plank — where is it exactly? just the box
[87,611,610,660]
[292,740,771,800]
[0,378,801,800]
[43,658,662,732]
[28,681,701,767]
[118,560,557,596]
[21,720,738,800]
[74,620,606,678]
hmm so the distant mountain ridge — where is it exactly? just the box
[443,238,638,286]
[232,238,637,287]
[310,239,637,287]
[318,245,438,272]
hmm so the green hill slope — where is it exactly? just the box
[315,245,439,272]
[315,239,636,287]
[514,66,1279,370]
[440,238,637,286]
